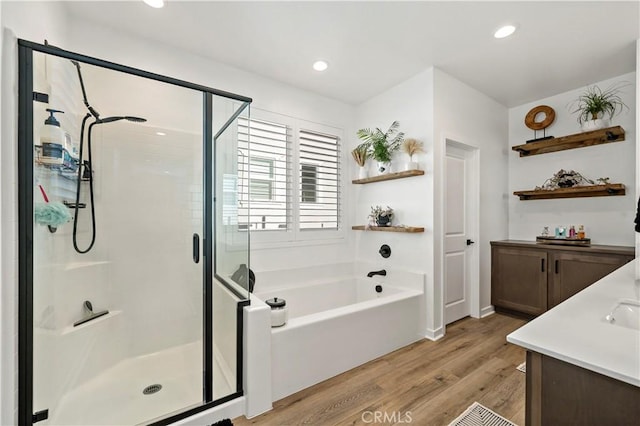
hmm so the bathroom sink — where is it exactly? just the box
[605,299,640,330]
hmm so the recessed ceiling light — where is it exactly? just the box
[313,60,329,72]
[494,25,516,39]
[156,131,166,136]
[143,0,164,8]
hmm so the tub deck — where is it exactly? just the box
[255,278,423,401]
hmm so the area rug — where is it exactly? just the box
[516,362,526,373]
[448,402,517,426]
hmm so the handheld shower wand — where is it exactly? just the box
[71,61,147,254]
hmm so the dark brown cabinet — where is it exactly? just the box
[526,351,640,426]
[491,240,634,316]
[491,246,548,315]
[547,251,632,309]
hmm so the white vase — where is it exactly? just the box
[404,161,418,171]
[581,118,610,132]
[377,161,391,175]
[358,166,368,180]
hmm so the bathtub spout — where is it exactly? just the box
[367,269,387,278]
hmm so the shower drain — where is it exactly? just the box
[142,384,162,395]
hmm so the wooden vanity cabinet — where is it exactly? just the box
[547,251,633,309]
[526,351,640,426]
[491,240,634,316]
[491,246,547,315]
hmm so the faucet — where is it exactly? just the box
[367,269,387,278]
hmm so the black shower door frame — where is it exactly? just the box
[17,39,252,426]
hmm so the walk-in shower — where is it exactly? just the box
[18,40,252,425]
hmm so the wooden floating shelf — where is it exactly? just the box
[351,225,425,233]
[352,169,424,184]
[514,184,625,200]
[512,126,625,157]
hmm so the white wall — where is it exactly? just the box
[433,68,509,319]
[352,67,508,339]
[62,16,356,274]
[1,2,70,424]
[354,68,435,337]
[508,73,636,246]
[0,1,4,420]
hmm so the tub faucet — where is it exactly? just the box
[367,269,387,278]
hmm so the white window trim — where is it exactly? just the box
[246,109,345,247]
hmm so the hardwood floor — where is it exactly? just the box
[234,313,527,426]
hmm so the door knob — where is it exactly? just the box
[466,239,475,246]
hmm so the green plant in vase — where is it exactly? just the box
[570,82,629,132]
[369,205,394,227]
[357,121,404,175]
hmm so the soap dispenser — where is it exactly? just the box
[40,108,65,165]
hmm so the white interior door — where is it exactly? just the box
[444,142,477,324]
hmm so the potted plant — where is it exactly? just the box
[401,138,423,170]
[369,205,394,227]
[351,143,370,179]
[357,121,404,175]
[570,82,629,132]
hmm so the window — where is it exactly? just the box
[249,178,273,201]
[299,129,340,231]
[222,174,238,225]
[238,117,290,231]
[249,157,274,201]
[300,164,317,203]
[237,112,342,240]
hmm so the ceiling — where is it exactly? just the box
[64,1,639,107]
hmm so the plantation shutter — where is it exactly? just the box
[238,117,291,231]
[299,129,340,230]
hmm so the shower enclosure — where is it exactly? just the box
[18,40,252,425]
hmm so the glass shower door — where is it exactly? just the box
[30,51,206,425]
[211,95,251,401]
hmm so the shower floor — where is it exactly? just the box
[47,341,233,425]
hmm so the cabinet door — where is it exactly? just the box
[491,246,547,315]
[548,252,633,308]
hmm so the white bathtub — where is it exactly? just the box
[255,277,423,401]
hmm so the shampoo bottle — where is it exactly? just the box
[40,109,65,165]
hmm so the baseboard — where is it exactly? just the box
[424,326,445,341]
[480,305,495,318]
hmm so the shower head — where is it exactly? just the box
[126,116,147,123]
[97,116,147,124]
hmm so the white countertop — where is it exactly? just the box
[507,260,640,387]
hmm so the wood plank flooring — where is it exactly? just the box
[234,313,527,426]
